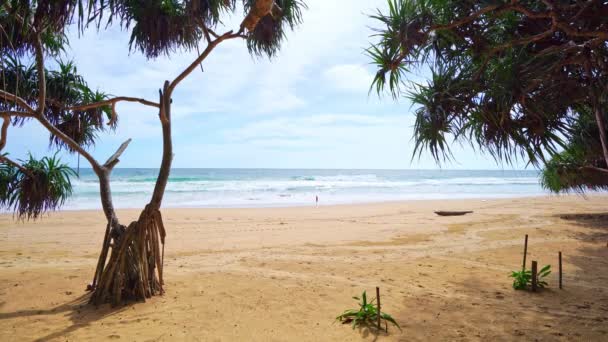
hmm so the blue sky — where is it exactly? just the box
[8,0,526,170]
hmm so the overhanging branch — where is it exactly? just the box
[582,166,608,174]
[35,114,103,172]
[167,30,244,97]
[382,2,608,77]
[65,97,161,126]
[65,97,160,111]
[0,90,36,113]
[0,155,35,178]
[0,111,36,119]
[431,4,503,32]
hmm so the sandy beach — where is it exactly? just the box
[1,195,607,341]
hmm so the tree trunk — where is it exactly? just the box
[594,105,608,168]
[150,81,173,210]
[89,82,172,306]
[90,169,120,290]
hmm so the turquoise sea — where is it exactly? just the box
[64,168,546,209]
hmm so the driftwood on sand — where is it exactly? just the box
[434,211,473,216]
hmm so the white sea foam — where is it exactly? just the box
[62,169,545,209]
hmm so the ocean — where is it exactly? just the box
[64,168,546,210]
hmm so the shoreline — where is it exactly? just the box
[11,192,604,214]
[63,168,544,211]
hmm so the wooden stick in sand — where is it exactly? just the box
[376,287,381,331]
[531,261,538,292]
[522,234,528,271]
[559,251,563,289]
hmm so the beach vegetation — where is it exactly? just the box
[368,0,608,192]
[510,264,551,290]
[1,0,305,306]
[336,290,401,332]
[0,153,76,220]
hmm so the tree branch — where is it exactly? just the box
[572,0,596,20]
[0,155,35,178]
[35,114,102,171]
[201,22,212,43]
[103,138,132,170]
[0,110,36,119]
[582,165,608,174]
[64,97,160,126]
[593,104,608,168]
[207,27,221,39]
[510,5,552,19]
[65,96,160,112]
[167,30,244,97]
[380,4,506,77]
[483,29,555,60]
[0,90,36,113]
[430,4,503,32]
[383,2,607,77]
[33,33,46,116]
[0,117,9,151]
[555,22,608,40]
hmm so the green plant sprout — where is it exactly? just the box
[511,265,551,290]
[336,291,400,332]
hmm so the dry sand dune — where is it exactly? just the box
[1,195,608,341]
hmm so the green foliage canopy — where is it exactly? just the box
[0,153,76,219]
[368,0,608,192]
[1,0,306,58]
[1,0,306,218]
[1,56,115,151]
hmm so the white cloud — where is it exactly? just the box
[223,113,407,147]
[5,0,520,170]
[323,64,373,93]
[60,0,389,121]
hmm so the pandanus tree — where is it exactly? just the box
[368,0,608,192]
[0,0,305,306]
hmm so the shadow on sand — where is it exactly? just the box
[559,212,608,242]
[349,324,390,341]
[390,212,608,340]
[0,293,131,341]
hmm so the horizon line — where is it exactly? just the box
[67,167,536,171]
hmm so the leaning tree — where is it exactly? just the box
[0,0,305,306]
[368,0,607,192]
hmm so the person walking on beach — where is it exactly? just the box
[315,195,318,206]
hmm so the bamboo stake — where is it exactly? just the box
[522,234,528,271]
[559,252,563,289]
[376,287,381,331]
[531,261,538,292]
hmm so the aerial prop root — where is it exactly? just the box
[90,205,166,306]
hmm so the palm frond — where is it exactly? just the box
[0,154,76,220]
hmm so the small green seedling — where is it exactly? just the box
[510,269,531,290]
[336,291,400,332]
[510,265,551,290]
